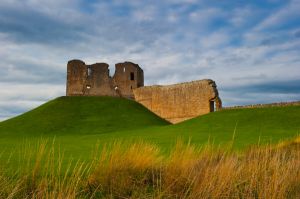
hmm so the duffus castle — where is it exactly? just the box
[66,60,222,123]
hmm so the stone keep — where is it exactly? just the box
[66,60,222,123]
[66,60,144,98]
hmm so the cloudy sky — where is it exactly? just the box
[0,0,300,121]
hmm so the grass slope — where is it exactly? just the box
[0,96,169,137]
[0,96,299,163]
[166,105,300,148]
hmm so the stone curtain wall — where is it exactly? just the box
[133,80,222,124]
[223,101,300,110]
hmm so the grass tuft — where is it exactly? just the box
[0,139,300,198]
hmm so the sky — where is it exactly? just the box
[0,0,300,121]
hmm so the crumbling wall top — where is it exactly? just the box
[89,63,109,67]
[115,61,143,70]
[68,59,85,64]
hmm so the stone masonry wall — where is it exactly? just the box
[66,60,144,98]
[223,101,300,110]
[66,60,89,96]
[113,62,144,98]
[133,79,222,124]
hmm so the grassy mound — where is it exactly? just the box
[0,96,169,137]
[0,96,299,160]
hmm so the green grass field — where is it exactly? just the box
[0,96,299,163]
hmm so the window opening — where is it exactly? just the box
[86,85,91,89]
[123,67,126,72]
[130,72,135,80]
[87,67,92,77]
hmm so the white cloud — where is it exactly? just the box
[199,31,229,49]
[189,7,224,25]
[165,0,199,4]
[0,0,299,120]
[0,83,64,121]
[254,0,300,31]
[229,6,256,27]
[132,5,157,22]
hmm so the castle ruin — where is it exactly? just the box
[66,60,222,123]
[66,60,144,98]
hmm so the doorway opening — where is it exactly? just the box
[209,100,215,112]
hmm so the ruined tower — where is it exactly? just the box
[66,60,144,98]
[113,62,144,98]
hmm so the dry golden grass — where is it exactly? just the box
[0,139,300,198]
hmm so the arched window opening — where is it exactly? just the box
[87,67,92,77]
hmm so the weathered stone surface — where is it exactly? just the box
[133,80,222,124]
[66,60,144,98]
[113,62,144,98]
